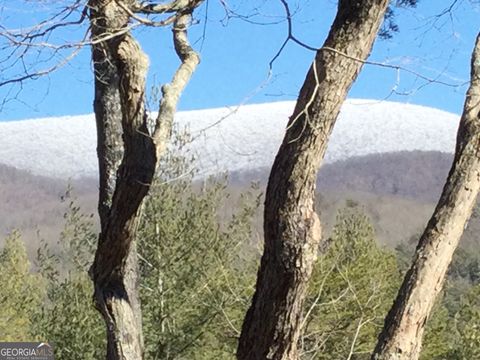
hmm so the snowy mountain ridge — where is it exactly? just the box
[0,99,460,179]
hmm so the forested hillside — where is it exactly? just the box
[3,150,480,254]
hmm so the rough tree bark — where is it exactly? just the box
[88,1,201,359]
[237,1,389,359]
[371,33,480,360]
[89,1,152,358]
[90,0,125,225]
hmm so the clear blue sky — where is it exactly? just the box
[0,0,479,121]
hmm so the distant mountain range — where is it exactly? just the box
[231,151,453,203]
[0,150,466,254]
[0,99,460,179]
[3,99,475,256]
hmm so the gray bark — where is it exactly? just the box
[89,1,148,358]
[372,33,480,360]
[88,1,201,359]
[237,1,389,359]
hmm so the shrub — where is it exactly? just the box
[0,231,44,341]
[301,207,400,359]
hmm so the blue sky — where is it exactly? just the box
[0,0,479,121]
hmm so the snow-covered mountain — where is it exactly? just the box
[0,99,460,179]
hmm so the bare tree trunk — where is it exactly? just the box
[89,1,150,358]
[237,1,389,359]
[371,33,480,360]
[88,2,201,359]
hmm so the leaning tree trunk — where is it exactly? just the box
[237,1,389,359]
[371,33,480,360]
[88,1,201,359]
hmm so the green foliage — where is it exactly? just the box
[301,207,400,359]
[421,284,480,360]
[138,129,260,359]
[449,247,480,285]
[4,188,480,360]
[30,198,105,360]
[0,231,44,341]
[421,302,455,360]
[449,285,480,359]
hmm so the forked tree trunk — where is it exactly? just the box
[371,33,480,360]
[89,1,151,358]
[237,1,389,359]
[88,2,201,359]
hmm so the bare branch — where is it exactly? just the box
[135,0,200,14]
[0,0,204,97]
[0,45,82,87]
[320,46,468,88]
[12,3,88,42]
[117,0,178,27]
[218,0,287,26]
[269,0,467,97]
[268,0,317,71]
[153,7,202,157]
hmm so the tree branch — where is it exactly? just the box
[135,0,200,14]
[153,8,202,157]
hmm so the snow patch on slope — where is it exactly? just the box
[0,99,459,179]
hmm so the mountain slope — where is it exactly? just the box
[0,99,459,179]
[2,150,476,255]
[231,151,453,203]
[0,100,468,256]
